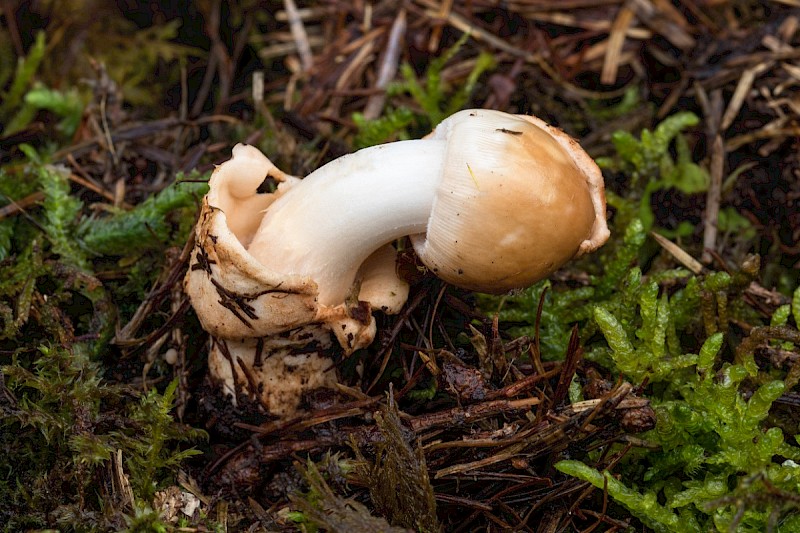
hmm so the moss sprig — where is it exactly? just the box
[78,173,208,258]
[352,32,495,148]
[553,253,800,530]
[597,112,713,236]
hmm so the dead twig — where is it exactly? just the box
[363,9,407,120]
[0,191,45,220]
[284,0,314,72]
[702,135,725,263]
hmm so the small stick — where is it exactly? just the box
[720,64,770,131]
[427,0,454,52]
[601,2,635,85]
[0,191,44,220]
[650,231,704,274]
[363,9,407,120]
[702,135,725,263]
[485,365,560,400]
[284,0,314,72]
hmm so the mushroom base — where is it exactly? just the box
[208,326,340,417]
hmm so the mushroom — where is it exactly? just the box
[185,109,609,417]
[184,145,410,415]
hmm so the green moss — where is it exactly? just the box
[557,357,800,530]
[352,32,495,148]
[598,112,710,236]
[352,399,440,532]
[78,172,208,258]
[486,199,800,530]
[545,242,800,530]
[24,84,85,137]
[291,457,412,533]
[2,345,205,529]
[0,148,209,529]
[557,460,692,532]
[352,107,414,149]
[0,32,47,134]
[38,163,88,271]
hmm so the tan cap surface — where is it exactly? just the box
[413,109,608,292]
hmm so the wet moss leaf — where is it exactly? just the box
[353,399,440,533]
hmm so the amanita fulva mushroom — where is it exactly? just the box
[185,109,610,416]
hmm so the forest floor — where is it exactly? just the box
[2,1,800,532]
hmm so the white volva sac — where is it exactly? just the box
[185,109,610,417]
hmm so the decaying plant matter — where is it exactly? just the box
[184,109,609,417]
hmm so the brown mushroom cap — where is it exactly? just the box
[411,109,609,292]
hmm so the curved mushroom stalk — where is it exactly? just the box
[185,109,609,417]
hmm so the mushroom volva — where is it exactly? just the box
[184,109,610,416]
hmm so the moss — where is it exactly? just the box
[598,112,711,236]
[541,238,800,530]
[0,151,208,530]
[490,202,800,530]
[78,172,209,258]
[352,33,495,148]
[2,347,205,529]
[0,32,47,134]
[291,457,413,533]
[352,398,440,532]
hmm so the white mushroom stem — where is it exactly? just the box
[247,139,446,306]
